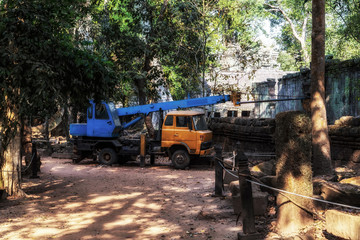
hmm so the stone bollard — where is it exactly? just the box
[275,111,314,236]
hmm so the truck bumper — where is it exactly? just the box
[200,147,214,157]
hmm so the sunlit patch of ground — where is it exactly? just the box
[0,157,239,240]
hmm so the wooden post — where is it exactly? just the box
[236,142,261,239]
[214,144,224,196]
[30,143,40,179]
[140,134,146,167]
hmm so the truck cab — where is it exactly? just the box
[161,111,213,169]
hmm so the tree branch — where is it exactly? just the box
[265,2,309,63]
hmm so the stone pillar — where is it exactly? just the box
[275,111,314,235]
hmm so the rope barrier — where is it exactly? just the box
[21,152,36,173]
[218,160,360,211]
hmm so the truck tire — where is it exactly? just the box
[171,150,190,169]
[99,148,118,165]
[72,145,83,164]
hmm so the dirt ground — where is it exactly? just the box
[0,157,245,240]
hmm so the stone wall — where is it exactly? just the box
[326,59,360,123]
[253,79,277,118]
[276,70,309,113]
[209,117,275,154]
[210,116,360,169]
[329,116,360,168]
[253,59,360,124]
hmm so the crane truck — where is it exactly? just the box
[69,95,236,169]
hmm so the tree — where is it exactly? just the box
[265,0,312,66]
[264,0,360,70]
[0,0,117,196]
[326,0,360,60]
[91,0,262,102]
[168,0,262,98]
[328,0,360,44]
[311,0,333,176]
[92,0,177,104]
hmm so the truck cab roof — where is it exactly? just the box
[167,110,205,116]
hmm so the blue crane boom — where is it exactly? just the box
[116,95,230,116]
[70,95,230,138]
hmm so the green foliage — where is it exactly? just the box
[0,0,117,154]
[90,0,207,102]
[90,0,261,101]
[277,52,297,71]
[264,0,311,68]
[263,0,360,69]
[328,0,360,43]
[168,0,261,97]
[326,0,360,60]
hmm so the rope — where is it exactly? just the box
[218,160,360,211]
[21,152,36,173]
[216,157,237,169]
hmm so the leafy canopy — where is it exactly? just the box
[0,0,117,153]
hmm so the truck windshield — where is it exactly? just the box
[193,115,208,130]
[108,103,121,127]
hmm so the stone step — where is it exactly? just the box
[325,210,360,240]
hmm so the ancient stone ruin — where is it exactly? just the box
[210,114,360,239]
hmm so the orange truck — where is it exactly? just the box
[160,111,213,169]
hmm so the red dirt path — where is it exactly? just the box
[0,157,240,240]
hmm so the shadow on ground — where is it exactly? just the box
[0,157,239,240]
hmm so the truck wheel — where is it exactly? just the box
[99,148,118,165]
[72,145,83,164]
[171,150,190,169]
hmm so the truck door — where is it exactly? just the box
[87,102,116,137]
[161,115,175,147]
[174,116,197,153]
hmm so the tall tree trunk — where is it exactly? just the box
[44,115,52,156]
[135,52,151,105]
[311,0,333,176]
[139,52,156,136]
[21,117,32,175]
[1,105,24,197]
[135,77,146,105]
[3,128,22,196]
[63,102,70,140]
